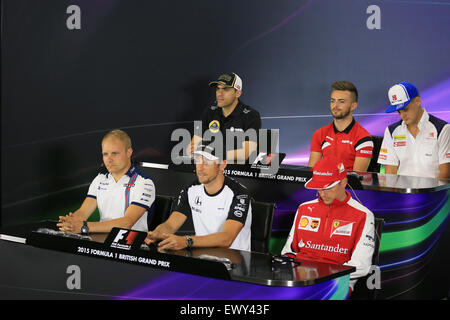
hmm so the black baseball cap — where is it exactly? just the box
[208,73,243,91]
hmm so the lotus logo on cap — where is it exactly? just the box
[218,74,232,82]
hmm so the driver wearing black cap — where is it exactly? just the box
[189,72,261,163]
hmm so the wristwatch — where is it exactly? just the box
[185,235,193,249]
[81,221,89,235]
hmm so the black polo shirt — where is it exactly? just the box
[198,100,261,152]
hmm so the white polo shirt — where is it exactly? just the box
[377,110,450,178]
[173,176,252,251]
[87,164,155,231]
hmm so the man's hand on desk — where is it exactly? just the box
[157,234,188,251]
[144,230,165,245]
[57,212,83,234]
[145,232,187,251]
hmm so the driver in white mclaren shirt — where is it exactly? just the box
[145,143,252,252]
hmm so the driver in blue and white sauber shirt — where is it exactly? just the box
[281,156,375,294]
[58,129,155,234]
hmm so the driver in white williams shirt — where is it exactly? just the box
[58,129,155,234]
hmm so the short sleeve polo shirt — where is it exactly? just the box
[198,100,261,151]
[87,164,156,232]
[173,176,252,251]
[310,119,374,171]
[377,110,450,178]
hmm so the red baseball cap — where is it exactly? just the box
[304,156,347,190]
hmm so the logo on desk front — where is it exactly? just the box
[106,229,146,251]
[251,152,275,169]
[111,230,138,250]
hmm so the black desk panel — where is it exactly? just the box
[0,222,354,300]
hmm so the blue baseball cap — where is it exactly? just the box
[385,82,419,113]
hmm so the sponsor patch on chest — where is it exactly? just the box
[330,219,354,238]
[298,215,321,232]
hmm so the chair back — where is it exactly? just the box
[372,217,385,266]
[147,195,174,231]
[250,200,275,253]
[367,135,384,173]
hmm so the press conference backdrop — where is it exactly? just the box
[2,0,450,225]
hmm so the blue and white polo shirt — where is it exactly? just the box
[377,110,450,178]
[87,164,155,231]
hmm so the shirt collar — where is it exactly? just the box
[417,108,428,130]
[105,163,136,180]
[318,190,351,207]
[125,163,137,177]
[333,118,355,134]
[224,100,244,118]
[400,108,428,130]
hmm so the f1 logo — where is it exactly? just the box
[113,229,129,244]
[106,228,146,250]
[112,229,138,245]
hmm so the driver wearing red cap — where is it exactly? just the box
[281,156,375,293]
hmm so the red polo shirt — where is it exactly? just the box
[310,119,373,171]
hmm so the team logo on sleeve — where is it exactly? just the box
[330,220,354,238]
[298,216,321,232]
[379,148,388,160]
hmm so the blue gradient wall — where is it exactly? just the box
[2,0,450,221]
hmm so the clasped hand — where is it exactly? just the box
[57,212,82,233]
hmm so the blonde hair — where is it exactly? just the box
[102,129,132,150]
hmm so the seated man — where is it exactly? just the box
[308,81,374,172]
[57,129,155,233]
[188,72,261,163]
[377,81,450,180]
[145,143,252,251]
[282,156,375,293]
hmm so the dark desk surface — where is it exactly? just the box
[141,161,450,193]
[0,221,354,287]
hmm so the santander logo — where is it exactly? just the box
[298,239,349,254]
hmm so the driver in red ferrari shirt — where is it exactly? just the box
[282,156,375,293]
